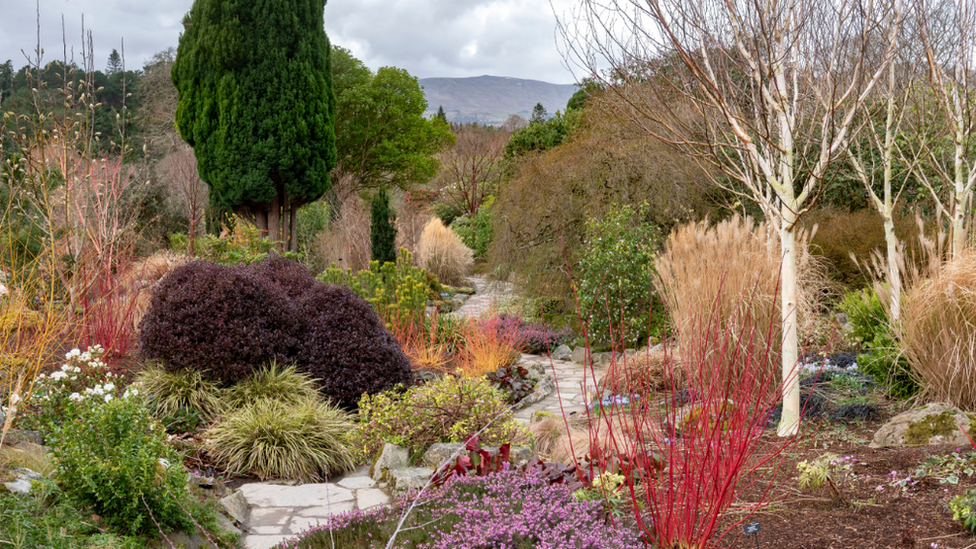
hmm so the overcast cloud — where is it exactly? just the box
[0,0,577,84]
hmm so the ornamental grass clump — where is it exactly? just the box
[278,467,643,549]
[222,362,319,409]
[456,316,524,378]
[206,396,356,482]
[415,217,474,286]
[898,249,976,409]
[655,215,826,385]
[353,375,530,461]
[136,362,225,420]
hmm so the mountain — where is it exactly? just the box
[419,75,578,126]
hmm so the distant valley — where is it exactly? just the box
[419,75,577,125]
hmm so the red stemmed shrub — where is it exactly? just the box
[579,296,796,549]
[139,255,412,406]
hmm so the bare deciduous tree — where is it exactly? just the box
[158,144,207,256]
[434,124,510,217]
[913,0,976,258]
[559,0,903,435]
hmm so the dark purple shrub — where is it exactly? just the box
[138,261,299,383]
[296,284,413,407]
[140,256,411,404]
[244,253,319,301]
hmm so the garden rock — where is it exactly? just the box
[870,402,975,448]
[370,443,409,482]
[168,513,241,549]
[552,344,572,361]
[2,430,42,446]
[220,490,249,525]
[389,467,434,493]
[571,347,614,367]
[422,443,535,469]
[2,468,40,495]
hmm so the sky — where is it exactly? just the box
[0,0,579,84]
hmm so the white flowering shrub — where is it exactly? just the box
[13,345,138,434]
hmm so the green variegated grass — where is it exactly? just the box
[222,362,319,409]
[135,362,226,420]
[206,396,356,481]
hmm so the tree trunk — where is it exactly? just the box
[778,204,800,437]
[255,209,269,236]
[883,214,901,322]
[289,203,299,252]
[268,192,281,245]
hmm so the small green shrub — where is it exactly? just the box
[206,396,357,481]
[838,286,889,350]
[950,489,976,532]
[577,203,662,347]
[222,362,320,409]
[16,345,128,434]
[353,375,531,461]
[317,248,430,328]
[136,362,226,420]
[169,217,299,265]
[451,197,494,261]
[51,395,192,536]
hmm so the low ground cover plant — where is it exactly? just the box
[278,466,643,549]
[482,313,572,355]
[353,375,530,461]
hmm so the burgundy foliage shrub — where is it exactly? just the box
[297,283,413,406]
[484,314,573,355]
[139,255,412,405]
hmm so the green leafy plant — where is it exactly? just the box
[838,287,889,349]
[0,479,143,549]
[16,345,129,434]
[353,375,531,461]
[577,203,663,347]
[206,396,356,481]
[51,395,193,535]
[318,248,430,328]
[135,362,225,421]
[451,196,494,260]
[950,489,976,533]
[796,453,858,501]
[222,362,320,409]
[168,217,300,265]
[914,450,976,485]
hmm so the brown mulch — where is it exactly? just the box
[718,421,976,549]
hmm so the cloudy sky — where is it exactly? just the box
[0,0,579,84]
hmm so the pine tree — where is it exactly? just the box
[106,49,122,74]
[370,187,397,265]
[436,105,447,123]
[172,0,337,251]
[530,103,547,124]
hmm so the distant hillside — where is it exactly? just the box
[419,75,577,125]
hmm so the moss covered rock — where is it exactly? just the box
[870,402,975,448]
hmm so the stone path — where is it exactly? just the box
[449,275,514,318]
[240,466,390,549]
[514,354,602,422]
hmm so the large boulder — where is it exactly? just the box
[370,443,409,482]
[870,402,976,448]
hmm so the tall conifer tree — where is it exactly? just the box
[172,0,337,251]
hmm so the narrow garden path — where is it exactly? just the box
[239,275,598,549]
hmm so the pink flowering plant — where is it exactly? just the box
[277,466,644,548]
[15,345,136,434]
